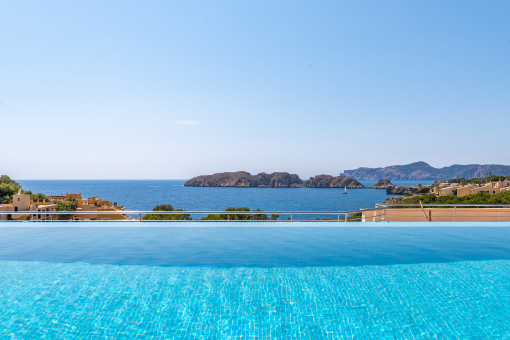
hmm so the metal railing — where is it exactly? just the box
[371,203,510,222]
[4,204,510,223]
[384,204,510,207]
[0,206,388,222]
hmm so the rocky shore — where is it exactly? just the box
[184,172,365,188]
[383,196,407,204]
[383,192,426,204]
[385,186,420,195]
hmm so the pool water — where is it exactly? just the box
[0,222,509,338]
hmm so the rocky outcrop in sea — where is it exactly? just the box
[184,172,365,188]
[255,172,303,188]
[303,175,365,188]
[184,171,256,187]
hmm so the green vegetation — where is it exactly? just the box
[23,191,49,203]
[68,198,79,210]
[314,212,363,222]
[56,201,72,211]
[0,175,20,187]
[143,204,191,221]
[0,175,50,205]
[53,200,81,220]
[55,201,74,220]
[0,175,21,204]
[202,207,279,221]
[395,174,510,206]
[348,212,363,221]
[441,175,510,186]
[398,191,510,205]
[415,185,431,194]
[0,183,19,204]
[486,175,510,182]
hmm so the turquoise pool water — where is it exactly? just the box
[0,222,509,338]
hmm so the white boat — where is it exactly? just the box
[343,186,348,194]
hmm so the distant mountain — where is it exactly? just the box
[341,162,510,180]
[184,172,365,188]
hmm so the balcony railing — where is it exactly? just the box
[0,206,387,222]
[368,203,510,222]
[3,204,510,222]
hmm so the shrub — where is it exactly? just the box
[202,207,278,221]
[143,204,191,220]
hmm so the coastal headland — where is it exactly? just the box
[342,162,510,180]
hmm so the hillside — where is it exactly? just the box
[396,191,510,205]
[341,162,510,180]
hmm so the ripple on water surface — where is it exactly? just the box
[0,260,509,338]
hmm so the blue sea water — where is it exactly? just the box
[0,223,509,338]
[17,179,432,212]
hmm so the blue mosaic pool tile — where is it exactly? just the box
[0,260,509,338]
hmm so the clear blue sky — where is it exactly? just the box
[1,1,509,179]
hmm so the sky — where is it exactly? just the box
[1,1,509,179]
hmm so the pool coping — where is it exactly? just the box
[1,221,510,227]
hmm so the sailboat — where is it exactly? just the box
[343,186,348,194]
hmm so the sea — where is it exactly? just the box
[18,180,432,212]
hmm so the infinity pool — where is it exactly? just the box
[0,222,509,338]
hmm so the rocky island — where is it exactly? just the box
[369,179,394,189]
[303,175,364,188]
[184,172,365,188]
[184,171,303,188]
[367,179,420,195]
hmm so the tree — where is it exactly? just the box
[0,183,19,204]
[0,175,21,204]
[68,198,79,210]
[55,202,73,220]
[487,175,506,182]
[56,202,72,210]
[142,204,191,220]
[28,192,49,203]
[0,175,20,187]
